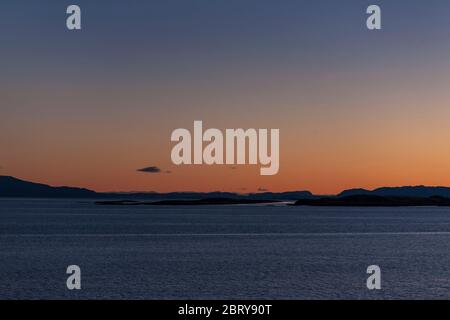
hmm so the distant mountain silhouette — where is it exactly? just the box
[338,186,450,198]
[4,175,450,203]
[0,176,97,198]
[244,191,314,200]
[0,176,314,200]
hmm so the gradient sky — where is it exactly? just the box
[2,0,450,194]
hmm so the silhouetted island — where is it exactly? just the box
[0,176,313,200]
[5,175,450,207]
[0,176,97,198]
[293,195,450,207]
[96,198,281,206]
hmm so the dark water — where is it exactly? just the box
[0,198,449,299]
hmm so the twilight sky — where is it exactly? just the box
[2,0,450,193]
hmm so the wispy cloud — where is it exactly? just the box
[137,166,161,173]
[137,166,172,174]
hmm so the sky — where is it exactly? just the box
[2,0,450,194]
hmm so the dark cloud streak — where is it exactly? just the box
[137,166,172,174]
[137,166,161,173]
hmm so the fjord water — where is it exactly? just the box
[0,199,449,299]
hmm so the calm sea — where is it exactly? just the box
[0,198,449,299]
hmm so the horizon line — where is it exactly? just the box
[2,175,450,197]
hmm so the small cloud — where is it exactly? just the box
[137,166,161,173]
[257,188,269,192]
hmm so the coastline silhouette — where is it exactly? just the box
[4,175,450,206]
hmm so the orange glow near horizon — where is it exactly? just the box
[4,73,450,195]
[4,96,450,195]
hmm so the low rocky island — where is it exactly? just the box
[293,195,450,207]
[96,198,281,206]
